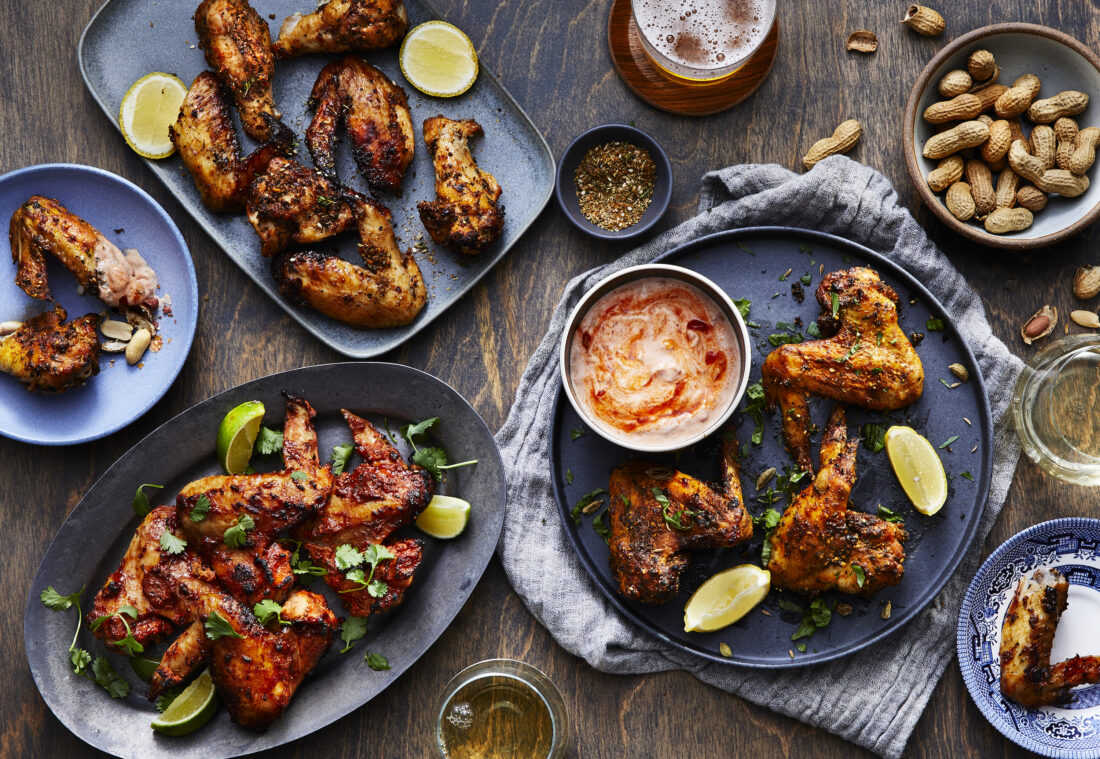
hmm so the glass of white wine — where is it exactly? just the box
[436,659,568,759]
[1014,334,1100,485]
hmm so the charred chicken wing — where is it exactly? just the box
[766,406,907,597]
[0,308,100,393]
[418,116,504,254]
[1000,568,1100,708]
[273,0,408,58]
[762,267,924,473]
[195,0,281,141]
[10,196,159,311]
[306,56,414,193]
[171,71,293,213]
[608,432,753,604]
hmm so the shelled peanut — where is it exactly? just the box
[922,49,1095,235]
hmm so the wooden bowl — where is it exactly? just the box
[904,23,1100,250]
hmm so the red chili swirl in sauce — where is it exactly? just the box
[569,278,738,445]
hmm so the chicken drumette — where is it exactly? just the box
[0,308,100,393]
[762,267,924,473]
[195,0,281,141]
[766,406,907,597]
[306,56,414,194]
[273,0,408,58]
[607,432,753,605]
[418,116,504,254]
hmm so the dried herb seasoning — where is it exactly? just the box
[574,141,656,231]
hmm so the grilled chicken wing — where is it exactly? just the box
[418,116,504,254]
[10,196,159,310]
[171,71,293,213]
[195,0,280,141]
[762,268,924,473]
[1000,568,1100,708]
[246,157,363,256]
[272,197,427,328]
[608,432,753,604]
[0,308,99,393]
[295,410,433,617]
[176,395,333,604]
[766,406,906,597]
[273,0,408,58]
[306,56,414,193]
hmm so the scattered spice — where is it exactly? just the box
[574,141,656,231]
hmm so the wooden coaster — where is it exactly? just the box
[607,0,780,116]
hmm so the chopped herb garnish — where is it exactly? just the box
[223,514,256,548]
[364,652,390,670]
[741,382,767,445]
[592,509,612,542]
[402,417,478,481]
[132,483,164,518]
[290,470,309,483]
[806,321,822,339]
[733,298,751,319]
[654,487,695,530]
[926,316,946,331]
[860,423,887,453]
[570,427,586,440]
[738,243,756,256]
[939,378,953,388]
[831,292,840,318]
[852,564,866,589]
[255,426,283,455]
[877,505,905,523]
[768,332,803,347]
[800,273,812,286]
[340,616,368,653]
[159,532,187,555]
[571,488,606,524]
[565,468,574,485]
[205,611,244,640]
[961,471,974,481]
[330,443,355,474]
[939,435,960,449]
[189,494,211,522]
[779,269,791,282]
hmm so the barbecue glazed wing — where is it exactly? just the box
[417,116,504,254]
[1000,568,1100,708]
[766,406,906,597]
[195,0,280,141]
[246,157,363,257]
[295,410,433,617]
[608,432,753,604]
[171,71,293,213]
[273,0,408,58]
[10,196,159,310]
[272,197,427,328]
[177,395,333,604]
[306,56,414,193]
[762,267,924,473]
[0,308,99,393]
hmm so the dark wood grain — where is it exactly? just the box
[3,1,1098,757]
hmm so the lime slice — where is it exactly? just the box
[150,669,218,736]
[415,495,471,538]
[216,401,265,475]
[884,425,948,516]
[683,564,770,633]
[119,72,187,159]
[130,657,160,682]
[399,21,479,97]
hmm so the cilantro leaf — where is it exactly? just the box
[860,423,887,454]
[254,426,283,455]
[800,273,812,286]
[334,543,366,570]
[253,599,289,626]
[290,470,309,483]
[926,316,946,331]
[205,612,244,640]
[340,616,368,653]
[733,298,751,319]
[877,505,905,523]
[753,508,781,531]
[70,648,92,676]
[403,417,440,443]
[741,381,767,446]
[363,543,396,565]
[189,494,211,522]
[768,332,803,347]
[40,585,83,611]
[565,469,574,485]
[365,652,390,670]
[223,514,255,548]
[776,598,803,613]
[330,443,355,474]
[132,483,164,518]
[159,532,187,555]
[367,579,389,598]
[130,657,160,681]
[853,564,866,589]
[91,657,130,698]
[155,687,182,712]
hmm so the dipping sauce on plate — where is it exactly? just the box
[569,277,739,446]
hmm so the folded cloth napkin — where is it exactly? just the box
[495,156,1023,759]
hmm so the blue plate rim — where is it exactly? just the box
[550,225,995,668]
[956,516,1100,759]
[0,161,198,446]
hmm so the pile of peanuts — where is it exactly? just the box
[921,48,1095,234]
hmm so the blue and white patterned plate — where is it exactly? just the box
[958,518,1100,758]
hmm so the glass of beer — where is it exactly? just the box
[631,0,777,83]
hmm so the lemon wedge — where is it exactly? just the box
[216,401,265,475]
[119,72,187,159]
[415,494,471,538]
[683,564,770,633]
[884,425,948,516]
[150,668,218,736]
[399,21,479,97]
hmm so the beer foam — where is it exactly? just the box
[634,0,770,71]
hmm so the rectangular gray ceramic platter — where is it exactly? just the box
[79,0,555,358]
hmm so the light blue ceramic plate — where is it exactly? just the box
[958,518,1100,758]
[0,163,198,445]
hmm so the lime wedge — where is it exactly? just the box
[683,564,770,633]
[119,72,187,159]
[150,669,218,736]
[399,21,478,97]
[415,495,471,538]
[216,401,265,475]
[884,425,948,516]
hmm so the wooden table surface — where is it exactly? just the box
[3,1,1097,757]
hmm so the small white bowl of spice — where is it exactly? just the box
[555,124,673,240]
[560,263,752,453]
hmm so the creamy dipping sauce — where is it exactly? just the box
[569,277,739,446]
[93,238,159,309]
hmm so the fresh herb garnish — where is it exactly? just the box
[654,487,695,531]
[159,532,187,555]
[733,298,751,319]
[799,244,813,255]
[132,483,164,518]
[961,471,974,481]
[316,194,336,208]
[779,269,791,282]
[939,435,960,449]
[364,652,390,670]
[852,564,866,589]
[800,273,812,286]
[155,687,182,712]
[830,292,840,318]
[592,509,612,543]
[926,316,946,331]
[90,657,130,698]
[335,543,395,596]
[403,417,478,481]
[89,605,144,656]
[737,243,755,256]
[281,538,327,580]
[877,505,905,523]
[340,616,368,653]
[189,494,211,522]
[39,585,117,692]
[223,514,256,548]
[806,321,822,339]
[253,599,290,626]
[40,585,83,611]
[570,427,586,440]
[860,423,887,453]
[571,488,606,524]
[565,469,574,485]
[834,332,862,362]
[254,426,283,455]
[789,597,835,641]
[290,470,309,483]
[330,443,355,474]
[205,612,244,640]
[741,382,767,445]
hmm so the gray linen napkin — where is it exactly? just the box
[495,156,1024,759]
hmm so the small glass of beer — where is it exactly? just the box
[631,0,776,83]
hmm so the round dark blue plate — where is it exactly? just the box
[24,362,506,758]
[551,227,993,668]
[958,518,1100,759]
[0,163,198,445]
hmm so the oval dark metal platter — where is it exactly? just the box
[24,362,506,758]
[551,227,993,668]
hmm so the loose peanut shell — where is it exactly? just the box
[803,119,862,169]
[902,5,945,36]
[846,30,878,53]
